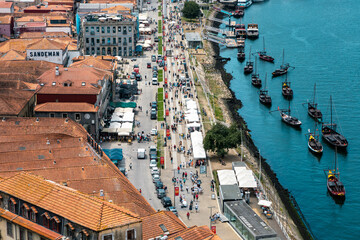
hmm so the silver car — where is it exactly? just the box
[152,174,160,183]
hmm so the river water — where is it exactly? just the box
[218,0,360,239]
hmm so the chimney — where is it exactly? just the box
[55,66,59,76]
[100,189,104,196]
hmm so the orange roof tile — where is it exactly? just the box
[24,5,71,12]
[35,102,99,113]
[0,208,65,240]
[70,56,116,71]
[0,2,13,8]
[19,31,70,39]
[142,211,186,239]
[0,172,141,231]
[16,16,44,22]
[0,88,35,116]
[0,117,156,217]
[0,39,38,53]
[168,226,220,240]
[0,15,12,24]
[27,38,67,50]
[0,49,26,61]
[101,5,131,14]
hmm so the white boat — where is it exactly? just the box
[247,24,259,39]
[238,0,252,7]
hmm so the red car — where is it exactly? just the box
[147,63,151,68]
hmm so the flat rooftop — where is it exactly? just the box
[225,201,277,239]
[219,185,242,200]
[185,32,202,42]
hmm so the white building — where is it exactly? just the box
[26,38,69,65]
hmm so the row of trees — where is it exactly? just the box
[182,1,201,19]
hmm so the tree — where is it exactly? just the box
[182,1,201,19]
[204,123,242,157]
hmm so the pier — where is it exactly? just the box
[208,17,236,27]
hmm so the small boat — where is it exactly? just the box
[258,37,274,63]
[251,58,262,87]
[236,37,245,48]
[233,6,244,17]
[247,24,259,39]
[324,147,345,198]
[244,47,253,74]
[308,83,322,122]
[272,49,294,77]
[238,0,252,8]
[259,74,271,106]
[282,76,293,99]
[237,47,245,61]
[306,127,323,154]
[235,23,247,38]
[321,96,348,148]
[279,102,301,127]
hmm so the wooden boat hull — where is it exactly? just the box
[252,80,262,88]
[259,95,271,106]
[327,179,345,198]
[272,69,287,77]
[308,139,323,154]
[282,89,293,99]
[259,54,274,63]
[244,66,253,74]
[308,106,322,122]
[322,126,348,148]
[281,112,301,127]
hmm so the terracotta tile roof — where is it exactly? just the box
[0,208,65,240]
[24,5,72,12]
[0,2,13,8]
[16,16,44,22]
[0,39,38,53]
[70,56,116,71]
[0,49,26,61]
[27,38,67,50]
[141,211,186,240]
[0,15,12,24]
[0,88,35,116]
[168,226,220,240]
[37,66,111,95]
[19,31,70,39]
[101,5,131,14]
[35,102,99,113]
[0,173,141,230]
[0,117,156,217]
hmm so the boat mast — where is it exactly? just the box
[255,57,257,74]
[330,95,333,127]
[263,36,265,52]
[312,83,317,105]
[282,49,285,66]
[249,46,252,61]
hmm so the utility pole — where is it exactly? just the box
[208,206,215,228]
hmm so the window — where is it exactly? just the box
[62,113,68,118]
[123,47,127,56]
[113,26,116,33]
[102,48,105,55]
[118,47,122,56]
[102,234,113,240]
[8,198,16,213]
[30,206,37,222]
[129,37,132,43]
[107,38,110,44]
[86,38,89,43]
[101,27,105,33]
[7,221,13,237]
[113,47,116,56]
[97,47,100,55]
[129,47,132,57]
[86,48,90,55]
[118,37,121,44]
[118,26,121,32]
[42,213,50,228]
[128,26,132,32]
[65,223,74,237]
[126,229,136,240]
[20,228,25,240]
[97,38,100,44]
[113,38,116,44]
[75,113,81,121]
[102,38,105,44]
[82,82,86,86]
[85,27,88,32]
[21,203,29,219]
[96,26,99,32]
[91,26,94,31]
[28,232,33,240]
[51,217,60,233]
[123,38,127,46]
[49,113,55,118]
[80,230,89,240]
[107,26,110,33]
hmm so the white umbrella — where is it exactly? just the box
[258,200,272,207]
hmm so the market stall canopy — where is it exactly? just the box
[258,200,272,207]
[217,170,237,185]
[122,112,134,122]
[185,99,197,110]
[101,128,119,133]
[235,168,257,188]
[110,114,122,122]
[121,122,133,129]
[109,122,121,129]
[114,107,133,113]
[190,131,206,159]
[185,112,199,123]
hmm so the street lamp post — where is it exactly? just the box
[208,206,215,228]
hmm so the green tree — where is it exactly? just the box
[182,1,201,19]
[203,123,242,157]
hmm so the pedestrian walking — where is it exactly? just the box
[196,194,199,201]
[195,203,199,212]
[177,166,180,174]
[186,186,189,193]
[129,163,132,170]
[186,212,190,220]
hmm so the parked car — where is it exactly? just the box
[150,129,158,136]
[152,174,160,183]
[137,148,146,159]
[130,73,136,79]
[161,197,172,208]
[147,62,152,68]
[136,74,142,81]
[154,37,159,42]
[151,55,156,62]
[154,180,163,190]
[152,78,158,85]
[166,206,178,217]
[149,145,157,159]
[150,159,157,168]
[151,102,157,110]
[151,167,159,175]
[152,71,158,78]
[157,189,166,199]
[153,66,158,71]
[150,109,157,119]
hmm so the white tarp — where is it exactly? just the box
[187,122,201,128]
[139,24,145,28]
[139,14,147,21]
[122,112,134,122]
[185,112,199,123]
[235,169,257,188]
[217,170,237,186]
[190,131,206,159]
[145,27,152,32]
[121,122,133,129]
[185,99,197,110]
[109,122,121,129]
[114,107,133,113]
[102,128,118,133]
[258,200,272,207]
[111,114,122,122]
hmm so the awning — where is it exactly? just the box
[135,45,143,52]
[217,170,237,185]
[258,200,272,207]
[190,131,206,159]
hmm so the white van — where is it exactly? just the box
[137,148,146,159]
[152,78,158,85]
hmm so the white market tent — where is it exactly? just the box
[258,200,272,208]
[122,112,134,122]
[234,167,257,188]
[138,14,147,21]
[217,170,238,185]
[185,99,197,110]
[187,122,201,128]
[109,122,121,129]
[185,112,199,123]
[121,122,133,129]
[190,131,206,159]
[139,23,145,28]
[114,107,133,113]
[111,114,122,122]
[101,128,119,133]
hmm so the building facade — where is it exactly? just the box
[82,14,137,57]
